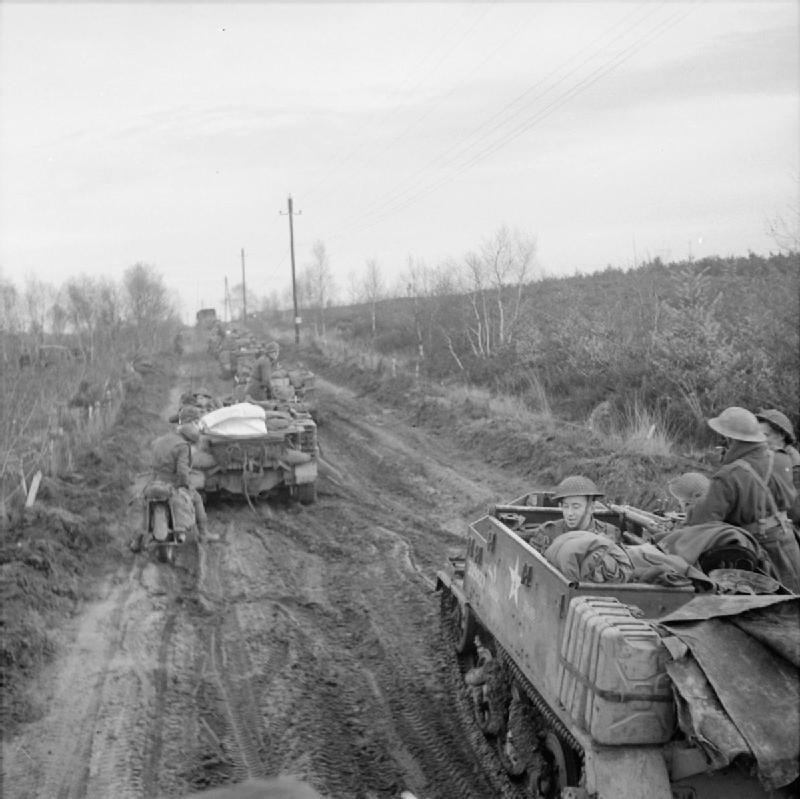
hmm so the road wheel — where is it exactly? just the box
[453,601,476,655]
[537,731,581,798]
[297,482,317,505]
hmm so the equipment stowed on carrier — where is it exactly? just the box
[557,596,675,745]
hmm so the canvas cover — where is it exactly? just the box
[544,530,634,583]
[660,595,800,790]
[200,403,267,437]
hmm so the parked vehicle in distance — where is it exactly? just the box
[196,308,217,328]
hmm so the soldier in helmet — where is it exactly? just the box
[687,406,800,591]
[756,408,800,525]
[192,386,221,412]
[525,475,622,553]
[168,387,221,423]
[668,472,711,516]
[131,406,218,552]
[756,408,800,467]
[244,341,280,402]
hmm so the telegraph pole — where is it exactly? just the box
[240,248,247,323]
[281,195,302,344]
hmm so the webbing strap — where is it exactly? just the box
[733,452,781,521]
[558,657,672,704]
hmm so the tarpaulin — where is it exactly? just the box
[657,522,764,567]
[200,402,267,437]
[661,596,800,790]
[666,655,750,771]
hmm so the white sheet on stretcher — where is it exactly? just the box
[201,402,268,436]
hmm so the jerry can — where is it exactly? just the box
[558,597,631,725]
[558,596,675,745]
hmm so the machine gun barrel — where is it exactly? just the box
[608,503,673,539]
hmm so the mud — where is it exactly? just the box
[2,339,536,799]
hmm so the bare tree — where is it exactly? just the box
[346,270,362,305]
[65,276,101,361]
[96,279,124,350]
[49,299,69,339]
[24,277,50,342]
[767,203,799,253]
[463,226,536,357]
[123,262,174,351]
[0,279,20,366]
[304,240,335,338]
[362,258,384,338]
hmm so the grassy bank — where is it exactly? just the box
[0,354,179,733]
[289,334,709,511]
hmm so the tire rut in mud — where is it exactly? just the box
[5,345,535,799]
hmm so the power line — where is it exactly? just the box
[330,6,692,242]
[329,3,535,199]
[332,3,663,234]
[302,4,497,205]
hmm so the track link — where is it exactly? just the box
[439,589,586,798]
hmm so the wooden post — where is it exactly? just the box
[25,471,42,508]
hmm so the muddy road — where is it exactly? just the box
[3,353,534,799]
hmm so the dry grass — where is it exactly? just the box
[0,351,128,514]
[445,382,554,426]
[608,401,675,459]
[306,329,682,463]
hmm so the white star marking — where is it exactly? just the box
[508,556,522,605]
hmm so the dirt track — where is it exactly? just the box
[2,348,534,799]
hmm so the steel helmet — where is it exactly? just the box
[265,341,280,355]
[194,386,213,399]
[755,409,796,445]
[178,405,202,423]
[177,423,200,443]
[707,407,766,443]
[551,475,604,501]
[668,472,711,503]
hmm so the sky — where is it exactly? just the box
[1,1,797,322]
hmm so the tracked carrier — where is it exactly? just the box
[190,408,318,504]
[436,493,799,799]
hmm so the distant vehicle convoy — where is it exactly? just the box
[196,308,217,328]
[178,330,319,504]
[437,492,798,799]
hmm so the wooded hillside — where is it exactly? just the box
[311,252,799,441]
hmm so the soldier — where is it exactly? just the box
[756,408,800,467]
[244,341,280,402]
[667,472,711,517]
[131,407,218,552]
[687,406,800,592]
[525,475,622,553]
[168,388,220,423]
[756,408,800,525]
[192,386,221,412]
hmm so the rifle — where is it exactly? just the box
[607,503,676,542]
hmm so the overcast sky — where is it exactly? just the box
[1,2,797,321]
